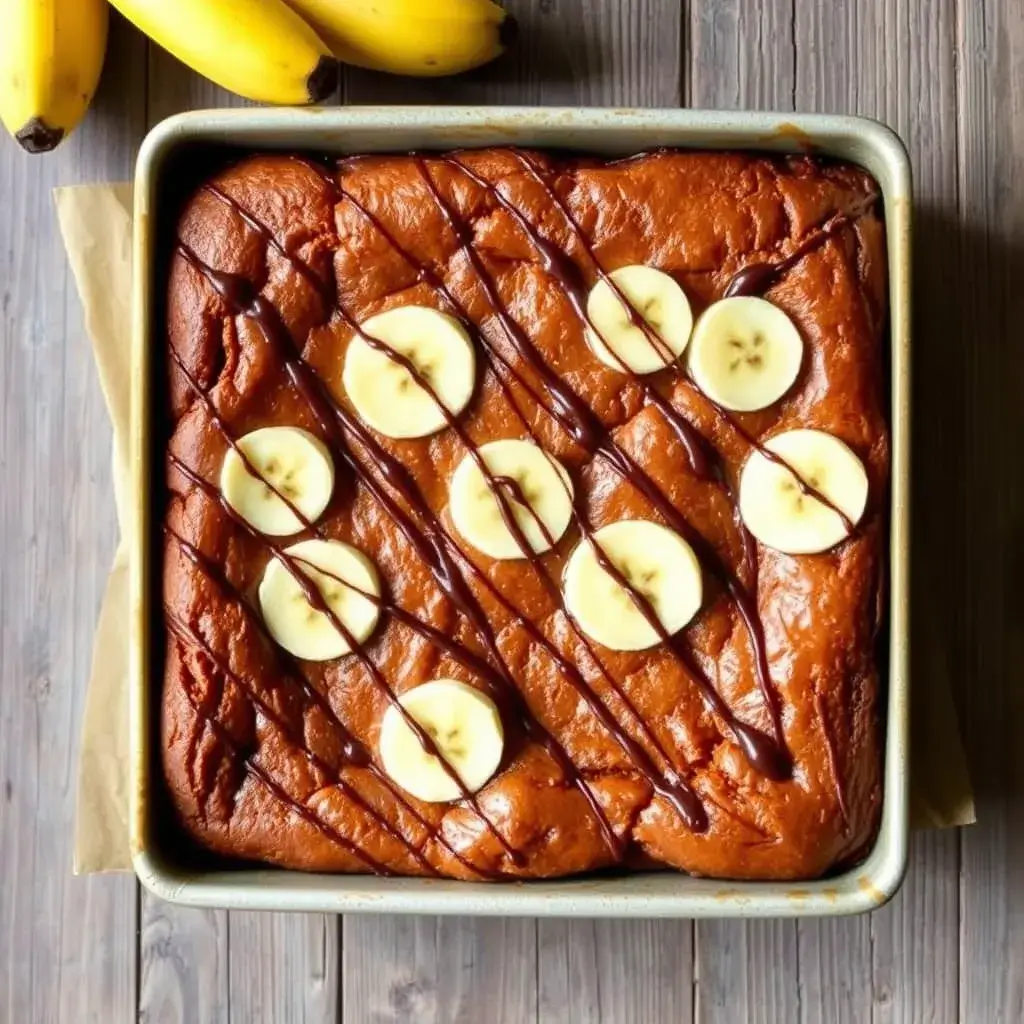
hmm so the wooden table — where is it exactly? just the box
[1,2,1021,1021]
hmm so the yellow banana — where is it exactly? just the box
[108,0,339,105]
[0,0,108,153]
[283,0,514,77]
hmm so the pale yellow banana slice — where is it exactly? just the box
[562,520,703,652]
[220,426,334,536]
[378,679,504,803]
[585,265,694,374]
[448,439,574,560]
[688,296,803,411]
[343,306,476,439]
[738,429,868,554]
[258,538,381,661]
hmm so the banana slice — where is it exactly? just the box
[258,538,381,661]
[448,439,574,560]
[688,296,803,411]
[378,679,504,803]
[220,426,334,536]
[562,520,703,651]
[738,429,868,554]
[342,305,476,439]
[585,265,694,374]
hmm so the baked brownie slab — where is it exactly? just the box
[161,148,887,880]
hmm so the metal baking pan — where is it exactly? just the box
[129,107,910,918]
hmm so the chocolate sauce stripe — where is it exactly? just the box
[165,611,436,875]
[326,169,735,804]
[412,156,789,778]
[203,183,336,307]
[295,168,715,830]
[501,150,860,534]
[175,665,394,876]
[347,311,708,826]
[166,441,522,870]
[174,248,522,864]
[163,520,496,880]
[173,239,628,863]
[192,180,688,851]
[168,344,313,531]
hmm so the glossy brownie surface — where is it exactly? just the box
[162,148,888,880]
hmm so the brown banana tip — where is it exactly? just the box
[499,13,519,50]
[306,56,340,104]
[15,117,64,154]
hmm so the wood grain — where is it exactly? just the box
[539,921,693,1024]
[342,916,536,1024]
[0,13,145,1024]
[955,0,1024,1021]
[228,913,339,1024]
[138,907,229,1024]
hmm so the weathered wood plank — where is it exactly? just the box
[228,913,339,1024]
[342,916,536,1024]
[0,13,145,1024]
[695,919,799,1024]
[539,921,693,1024]
[687,0,795,110]
[955,0,1024,1021]
[138,42,341,1024]
[871,832,960,1024]
[138,907,229,1024]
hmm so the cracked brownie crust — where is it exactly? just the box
[161,148,888,880]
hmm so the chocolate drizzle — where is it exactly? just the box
[506,150,862,531]
[170,618,395,875]
[163,151,878,872]
[177,217,695,850]
[174,237,635,859]
[163,520,496,879]
[415,155,790,777]
[723,201,876,300]
[340,302,712,823]
[166,612,430,874]
[168,315,524,870]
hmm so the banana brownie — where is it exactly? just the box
[162,147,888,880]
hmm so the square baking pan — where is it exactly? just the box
[129,107,911,918]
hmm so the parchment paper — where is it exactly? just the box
[57,182,975,874]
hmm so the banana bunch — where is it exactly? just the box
[1,0,513,153]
